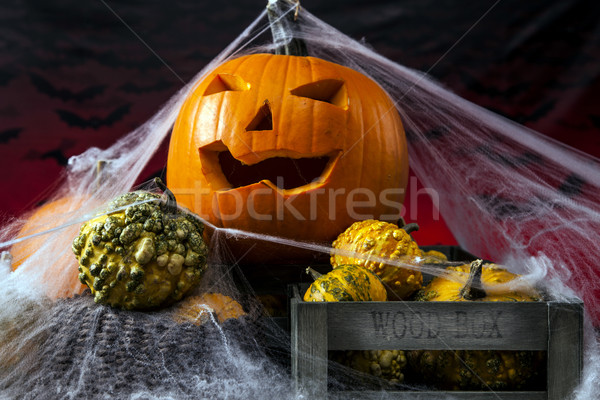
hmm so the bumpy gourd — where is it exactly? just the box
[409,260,544,390]
[414,259,541,302]
[304,265,387,302]
[333,350,408,385]
[331,219,423,300]
[72,179,208,310]
[172,292,246,324]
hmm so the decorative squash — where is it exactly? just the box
[421,249,448,264]
[332,350,408,386]
[172,292,246,324]
[72,179,208,310]
[255,293,287,317]
[304,265,387,302]
[409,259,545,390]
[10,195,88,298]
[414,259,541,302]
[304,264,405,385]
[331,219,424,300]
[166,52,409,262]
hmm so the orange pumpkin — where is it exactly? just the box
[172,292,247,324]
[167,54,408,261]
[11,196,88,298]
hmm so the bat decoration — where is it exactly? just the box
[477,193,536,220]
[405,126,449,143]
[475,145,543,169]
[589,114,600,129]
[119,79,173,94]
[0,70,16,86]
[55,104,131,129]
[24,138,77,166]
[96,51,161,71]
[30,73,107,102]
[0,127,22,144]
[558,173,586,197]
[458,71,532,99]
[40,149,70,166]
[487,99,556,125]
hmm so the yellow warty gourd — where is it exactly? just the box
[72,179,208,310]
[331,219,425,300]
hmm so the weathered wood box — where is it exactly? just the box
[290,285,584,399]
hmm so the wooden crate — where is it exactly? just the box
[290,284,583,399]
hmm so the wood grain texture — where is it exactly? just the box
[291,296,328,398]
[326,301,548,350]
[290,285,584,399]
[547,301,584,400]
[337,391,547,399]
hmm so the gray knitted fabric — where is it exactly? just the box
[1,293,291,399]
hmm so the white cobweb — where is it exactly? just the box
[1,1,599,399]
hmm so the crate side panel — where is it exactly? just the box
[326,302,548,350]
[291,300,329,398]
[547,301,584,400]
[335,391,547,399]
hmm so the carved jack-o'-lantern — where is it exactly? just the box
[167,54,408,261]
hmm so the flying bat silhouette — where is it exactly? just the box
[486,100,556,124]
[55,104,131,129]
[0,127,22,144]
[40,149,70,166]
[119,79,173,94]
[30,73,107,102]
[96,51,161,71]
[0,70,15,86]
[558,173,586,197]
[458,71,532,99]
[24,138,77,166]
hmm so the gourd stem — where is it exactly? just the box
[266,0,308,56]
[154,177,178,215]
[396,217,419,235]
[95,160,107,191]
[306,266,322,281]
[402,223,419,235]
[459,259,487,300]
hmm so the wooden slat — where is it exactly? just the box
[326,301,549,350]
[291,298,328,398]
[334,391,547,399]
[547,301,583,400]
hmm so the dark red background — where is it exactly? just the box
[1,0,599,247]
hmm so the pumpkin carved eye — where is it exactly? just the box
[203,73,250,96]
[290,79,348,109]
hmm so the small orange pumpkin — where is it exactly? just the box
[167,54,409,261]
[172,292,247,324]
[10,196,89,298]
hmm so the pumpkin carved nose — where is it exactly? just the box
[246,100,273,131]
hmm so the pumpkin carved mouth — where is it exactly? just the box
[199,142,340,192]
[218,150,331,190]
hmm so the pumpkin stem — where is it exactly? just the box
[459,259,487,300]
[266,0,308,56]
[306,266,322,281]
[154,177,178,215]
